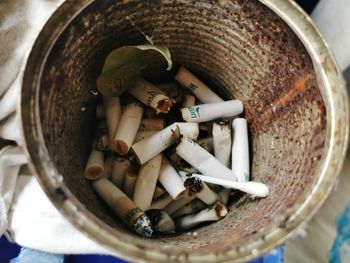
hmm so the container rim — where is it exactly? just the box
[19,0,349,262]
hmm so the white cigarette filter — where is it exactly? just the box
[196,137,214,153]
[103,156,114,179]
[164,196,195,215]
[131,122,199,165]
[110,157,131,189]
[158,158,186,200]
[123,166,139,198]
[145,209,176,234]
[96,104,105,120]
[94,122,110,152]
[103,97,121,146]
[175,66,223,103]
[84,149,104,180]
[182,94,196,107]
[172,199,207,218]
[139,118,165,131]
[128,79,174,113]
[213,120,232,168]
[176,138,237,181]
[133,130,158,143]
[157,82,184,104]
[153,185,166,198]
[92,178,153,237]
[150,194,173,210]
[183,177,220,205]
[133,154,163,211]
[232,118,250,182]
[112,102,143,155]
[179,172,269,198]
[175,201,228,230]
[181,100,243,123]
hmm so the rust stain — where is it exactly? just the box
[250,73,314,132]
[275,74,311,108]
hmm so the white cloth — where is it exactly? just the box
[311,0,350,71]
[0,0,109,254]
[0,146,27,235]
[6,174,110,254]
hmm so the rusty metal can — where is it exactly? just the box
[20,0,349,262]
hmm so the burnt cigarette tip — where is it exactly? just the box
[214,118,229,126]
[113,140,129,155]
[184,177,204,194]
[134,214,153,237]
[145,209,162,226]
[157,99,174,113]
[214,202,228,217]
[84,167,104,180]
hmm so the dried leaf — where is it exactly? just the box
[97,45,172,97]
[134,44,172,70]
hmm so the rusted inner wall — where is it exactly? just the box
[39,0,325,253]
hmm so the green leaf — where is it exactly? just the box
[97,45,172,97]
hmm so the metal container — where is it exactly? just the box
[20,0,349,262]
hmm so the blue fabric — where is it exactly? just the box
[329,205,350,263]
[64,254,127,263]
[249,246,284,263]
[10,248,64,263]
[0,236,21,262]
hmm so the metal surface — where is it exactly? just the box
[20,0,349,262]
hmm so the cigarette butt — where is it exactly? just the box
[175,201,228,230]
[94,122,110,152]
[139,118,166,131]
[164,196,195,215]
[133,130,158,143]
[180,100,243,123]
[150,194,173,210]
[128,79,174,113]
[112,102,143,155]
[176,137,237,181]
[157,82,184,104]
[179,172,269,198]
[92,178,153,237]
[96,104,105,120]
[158,158,186,200]
[183,177,220,205]
[123,166,139,198]
[182,94,196,107]
[103,156,114,179]
[133,154,163,211]
[196,137,214,153]
[131,122,199,165]
[145,209,176,234]
[172,199,207,218]
[153,184,166,198]
[219,188,231,204]
[84,149,104,180]
[232,118,250,182]
[174,66,223,103]
[110,157,131,189]
[103,97,121,147]
[213,120,232,168]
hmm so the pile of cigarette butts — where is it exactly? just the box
[84,66,269,237]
